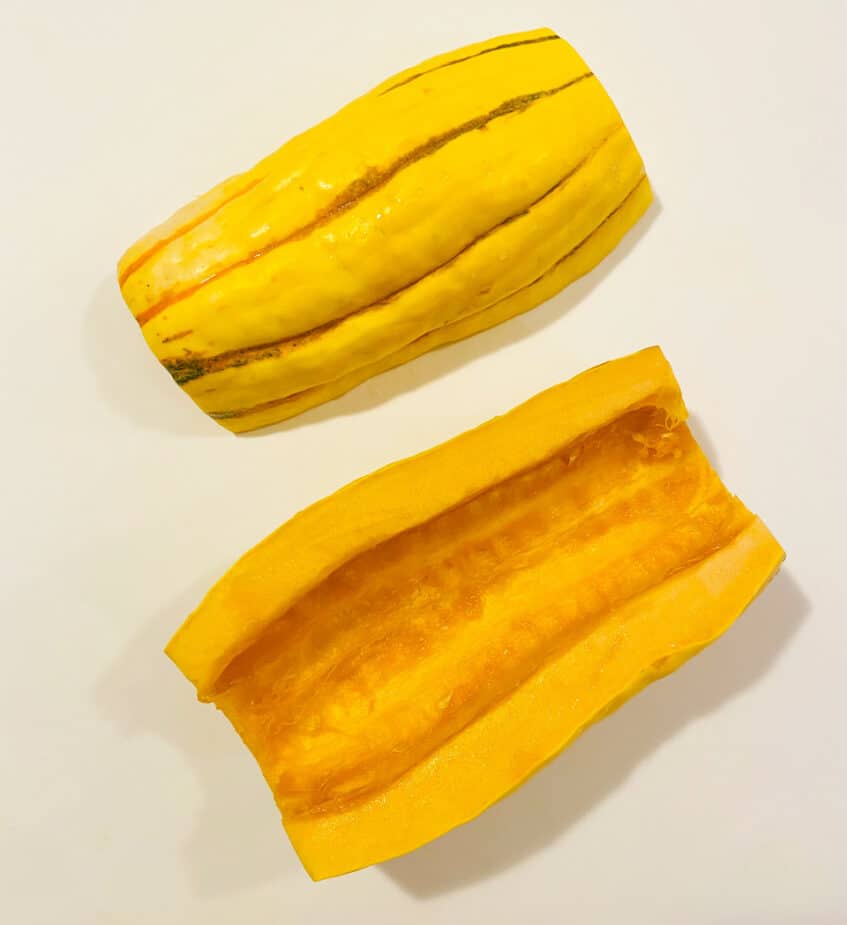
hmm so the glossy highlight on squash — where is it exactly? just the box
[118,28,651,431]
[166,347,784,878]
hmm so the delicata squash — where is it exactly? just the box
[118,27,651,431]
[167,347,784,878]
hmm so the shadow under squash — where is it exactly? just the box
[83,278,220,437]
[686,413,723,476]
[94,575,300,897]
[383,569,807,898]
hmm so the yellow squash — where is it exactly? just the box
[118,28,651,431]
[166,347,784,878]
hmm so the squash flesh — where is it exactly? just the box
[285,518,782,879]
[216,408,751,816]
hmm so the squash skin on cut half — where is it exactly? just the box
[118,27,651,431]
[166,347,784,878]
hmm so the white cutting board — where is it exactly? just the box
[2,1,845,921]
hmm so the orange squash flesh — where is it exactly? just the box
[166,347,783,879]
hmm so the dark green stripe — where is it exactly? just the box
[379,33,563,96]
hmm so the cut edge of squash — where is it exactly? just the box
[166,346,685,695]
[285,515,784,880]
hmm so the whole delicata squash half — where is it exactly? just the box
[167,348,784,878]
[118,28,652,431]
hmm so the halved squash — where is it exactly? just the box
[167,347,783,878]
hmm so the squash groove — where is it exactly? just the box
[119,29,650,430]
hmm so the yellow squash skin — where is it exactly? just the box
[166,348,784,878]
[118,28,651,432]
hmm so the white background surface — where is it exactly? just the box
[3,1,846,921]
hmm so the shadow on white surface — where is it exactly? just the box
[383,569,807,898]
[85,202,660,439]
[84,278,220,437]
[686,413,722,475]
[95,575,300,896]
